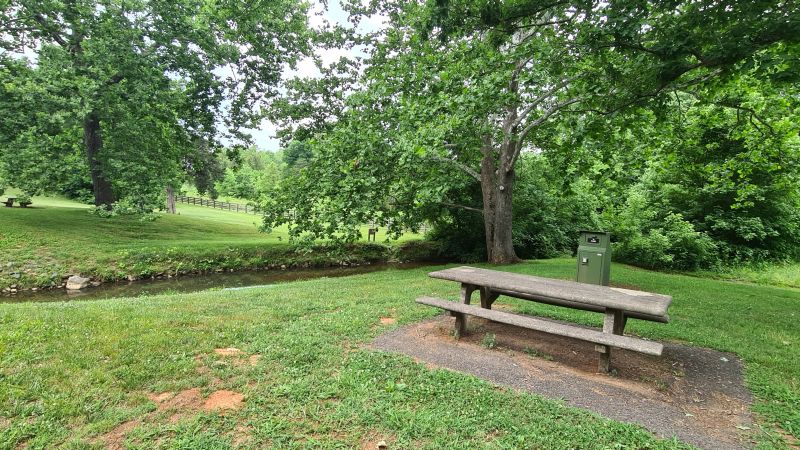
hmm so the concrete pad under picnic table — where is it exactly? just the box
[371,315,754,450]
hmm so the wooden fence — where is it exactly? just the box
[177,195,261,215]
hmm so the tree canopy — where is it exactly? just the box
[0,0,310,208]
[264,0,799,263]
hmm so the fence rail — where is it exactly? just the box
[177,195,260,215]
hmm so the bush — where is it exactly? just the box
[15,193,32,205]
[614,213,719,270]
[513,168,602,259]
[428,156,604,262]
[88,198,158,222]
[608,186,720,270]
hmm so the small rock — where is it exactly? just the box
[66,275,91,290]
[90,281,102,287]
[280,265,286,270]
[377,441,388,450]
[720,357,729,362]
[127,275,138,282]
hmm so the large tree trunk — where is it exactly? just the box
[83,114,115,208]
[165,185,176,213]
[480,141,520,264]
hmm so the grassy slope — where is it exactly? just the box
[0,193,421,289]
[690,263,800,290]
[0,260,798,448]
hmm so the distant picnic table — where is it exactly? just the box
[3,197,16,207]
[417,266,672,373]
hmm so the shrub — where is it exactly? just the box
[15,193,32,206]
[608,186,719,270]
[88,198,158,222]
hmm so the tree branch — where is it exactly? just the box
[427,154,481,182]
[678,89,776,135]
[439,201,483,214]
[515,96,582,149]
[30,13,69,48]
[514,73,583,128]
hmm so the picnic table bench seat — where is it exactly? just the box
[417,266,672,372]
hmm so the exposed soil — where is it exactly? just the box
[371,315,754,450]
[360,435,391,450]
[99,350,249,447]
[203,390,245,411]
[103,419,142,450]
[379,317,396,325]
[215,347,245,357]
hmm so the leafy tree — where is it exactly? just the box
[267,0,797,263]
[0,0,309,208]
[215,147,284,202]
[282,140,314,171]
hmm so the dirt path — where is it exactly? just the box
[371,316,753,450]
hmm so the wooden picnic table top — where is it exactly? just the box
[428,266,672,317]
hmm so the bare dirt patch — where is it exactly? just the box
[379,317,396,325]
[215,347,245,357]
[212,347,262,369]
[203,390,245,411]
[97,350,253,446]
[360,435,391,450]
[101,419,142,450]
[372,316,753,450]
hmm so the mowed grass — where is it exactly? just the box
[0,192,420,289]
[0,259,798,448]
[692,262,800,289]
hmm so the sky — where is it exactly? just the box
[247,0,384,152]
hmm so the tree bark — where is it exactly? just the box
[83,114,115,208]
[480,138,520,264]
[165,185,176,213]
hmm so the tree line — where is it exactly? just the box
[261,0,800,268]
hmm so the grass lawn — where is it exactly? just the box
[0,191,423,290]
[691,262,800,290]
[0,259,797,448]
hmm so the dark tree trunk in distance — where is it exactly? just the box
[165,185,176,213]
[83,114,115,208]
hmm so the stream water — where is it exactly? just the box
[1,263,430,303]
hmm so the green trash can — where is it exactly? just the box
[576,231,612,286]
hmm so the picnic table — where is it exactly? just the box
[3,197,15,207]
[416,266,672,373]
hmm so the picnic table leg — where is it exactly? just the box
[454,284,476,339]
[479,288,499,309]
[596,309,625,373]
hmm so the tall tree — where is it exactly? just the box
[267,0,798,263]
[0,0,309,207]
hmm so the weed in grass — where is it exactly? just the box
[482,333,497,349]
[523,347,554,361]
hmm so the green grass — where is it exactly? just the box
[0,192,424,290]
[689,261,800,289]
[0,259,798,448]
